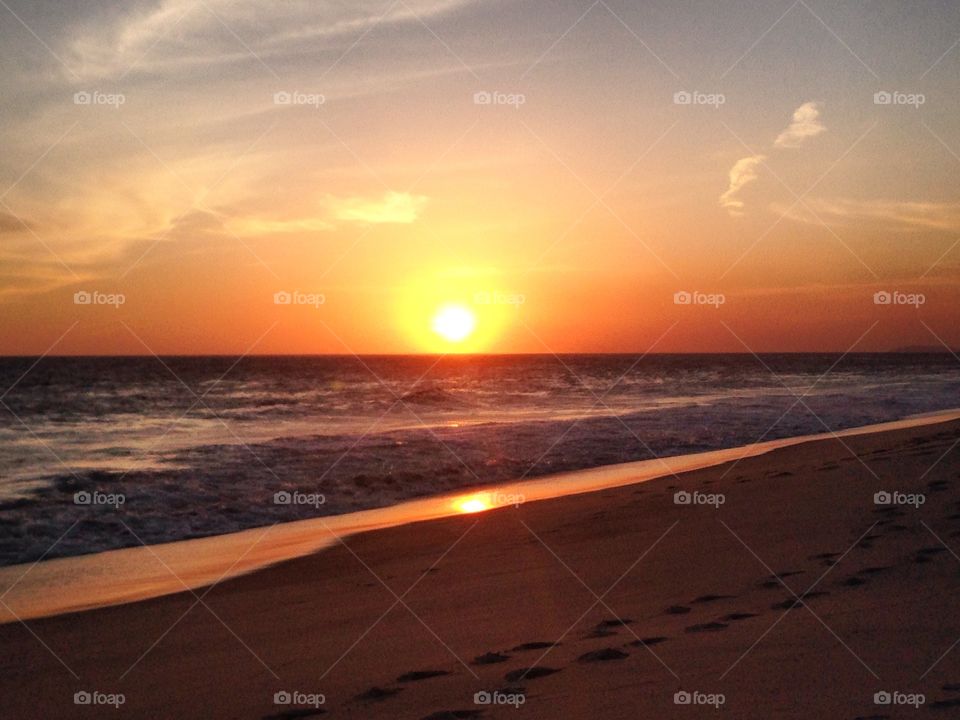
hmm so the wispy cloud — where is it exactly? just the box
[64,0,477,79]
[774,101,826,148]
[719,155,766,215]
[720,101,826,216]
[329,191,428,225]
[774,197,960,232]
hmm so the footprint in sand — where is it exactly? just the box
[691,594,735,604]
[586,627,618,638]
[914,547,948,564]
[504,667,561,682]
[685,622,728,633]
[587,618,633,637]
[263,710,326,720]
[627,636,668,647]
[473,652,510,665]
[578,648,629,663]
[842,576,868,587]
[760,571,803,589]
[397,670,450,683]
[930,698,960,709]
[511,641,559,651]
[356,686,403,702]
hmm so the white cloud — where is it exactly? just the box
[719,155,766,215]
[328,191,428,225]
[774,101,826,148]
[774,197,960,232]
[64,0,476,79]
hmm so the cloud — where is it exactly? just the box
[774,101,826,148]
[720,102,826,216]
[64,0,476,79]
[719,155,766,215]
[329,191,428,224]
[774,197,960,232]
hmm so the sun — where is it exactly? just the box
[432,304,476,343]
[455,495,490,513]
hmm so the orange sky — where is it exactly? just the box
[1,0,959,355]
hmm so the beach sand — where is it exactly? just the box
[2,419,960,718]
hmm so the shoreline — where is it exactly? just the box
[1,414,958,718]
[2,407,959,624]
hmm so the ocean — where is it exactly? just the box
[0,353,957,566]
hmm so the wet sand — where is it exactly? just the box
[2,418,960,718]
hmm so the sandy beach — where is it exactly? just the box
[2,418,960,718]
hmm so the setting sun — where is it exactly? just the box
[432,305,476,343]
[455,496,491,514]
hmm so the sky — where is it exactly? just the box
[1,0,959,355]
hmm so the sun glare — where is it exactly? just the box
[455,496,490,513]
[432,304,476,343]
